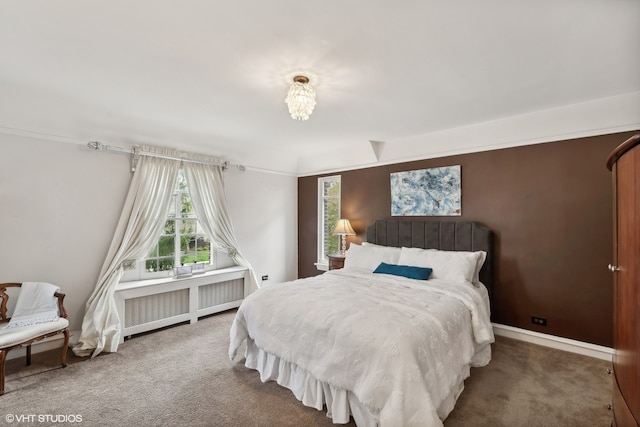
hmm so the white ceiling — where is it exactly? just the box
[1,1,639,175]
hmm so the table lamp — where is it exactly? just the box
[332,219,356,256]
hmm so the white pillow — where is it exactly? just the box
[361,242,386,247]
[397,247,486,286]
[470,250,487,286]
[344,243,402,272]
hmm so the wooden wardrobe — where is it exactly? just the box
[607,134,640,427]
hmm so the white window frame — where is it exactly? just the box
[121,172,234,282]
[316,175,341,270]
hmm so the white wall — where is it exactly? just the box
[225,169,298,287]
[0,133,298,333]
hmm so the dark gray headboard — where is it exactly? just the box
[366,220,494,297]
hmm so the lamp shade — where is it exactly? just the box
[332,219,355,236]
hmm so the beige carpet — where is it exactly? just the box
[3,310,613,426]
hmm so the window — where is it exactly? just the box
[317,175,341,264]
[121,169,233,281]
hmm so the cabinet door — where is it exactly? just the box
[612,145,640,425]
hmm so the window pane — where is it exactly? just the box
[176,169,187,191]
[323,180,339,196]
[324,212,339,255]
[145,259,158,272]
[180,234,210,265]
[181,219,196,234]
[181,234,194,253]
[196,235,211,264]
[157,256,174,271]
[145,257,175,272]
[318,176,341,262]
[148,246,158,257]
[164,219,175,235]
[181,192,194,216]
[158,236,175,257]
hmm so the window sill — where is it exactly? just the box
[315,262,329,272]
[116,265,248,292]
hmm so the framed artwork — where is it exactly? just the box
[390,165,461,216]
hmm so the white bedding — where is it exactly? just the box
[229,268,494,427]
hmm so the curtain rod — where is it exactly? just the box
[87,141,246,172]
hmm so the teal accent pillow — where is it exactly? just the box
[373,262,432,280]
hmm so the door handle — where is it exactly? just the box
[608,264,620,272]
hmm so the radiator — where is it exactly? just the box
[124,289,190,328]
[198,278,244,310]
[115,266,249,342]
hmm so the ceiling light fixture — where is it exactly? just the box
[285,75,316,121]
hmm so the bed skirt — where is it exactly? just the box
[244,337,376,426]
[242,337,469,427]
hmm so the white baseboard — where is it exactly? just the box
[492,323,613,362]
[9,324,612,363]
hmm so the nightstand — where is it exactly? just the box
[328,254,345,270]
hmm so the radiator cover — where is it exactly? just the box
[115,266,249,342]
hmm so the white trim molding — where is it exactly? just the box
[492,323,613,362]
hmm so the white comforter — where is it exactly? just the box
[229,268,494,427]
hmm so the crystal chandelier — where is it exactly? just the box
[284,75,316,121]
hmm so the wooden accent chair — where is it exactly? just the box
[0,283,70,395]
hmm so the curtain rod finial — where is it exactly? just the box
[87,141,103,150]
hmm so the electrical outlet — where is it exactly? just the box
[261,275,268,281]
[531,316,547,326]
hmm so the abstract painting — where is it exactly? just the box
[390,165,461,216]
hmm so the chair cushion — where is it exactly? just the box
[0,318,69,348]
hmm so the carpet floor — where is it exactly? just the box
[3,310,613,426]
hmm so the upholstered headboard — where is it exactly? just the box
[366,220,494,297]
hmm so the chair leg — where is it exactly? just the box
[26,345,31,366]
[61,329,70,368]
[0,349,6,396]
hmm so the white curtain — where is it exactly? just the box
[72,147,180,357]
[184,161,259,293]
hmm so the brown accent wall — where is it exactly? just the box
[298,131,639,347]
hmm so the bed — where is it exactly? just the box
[229,220,495,427]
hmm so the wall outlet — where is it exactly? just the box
[261,275,268,281]
[531,316,547,326]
